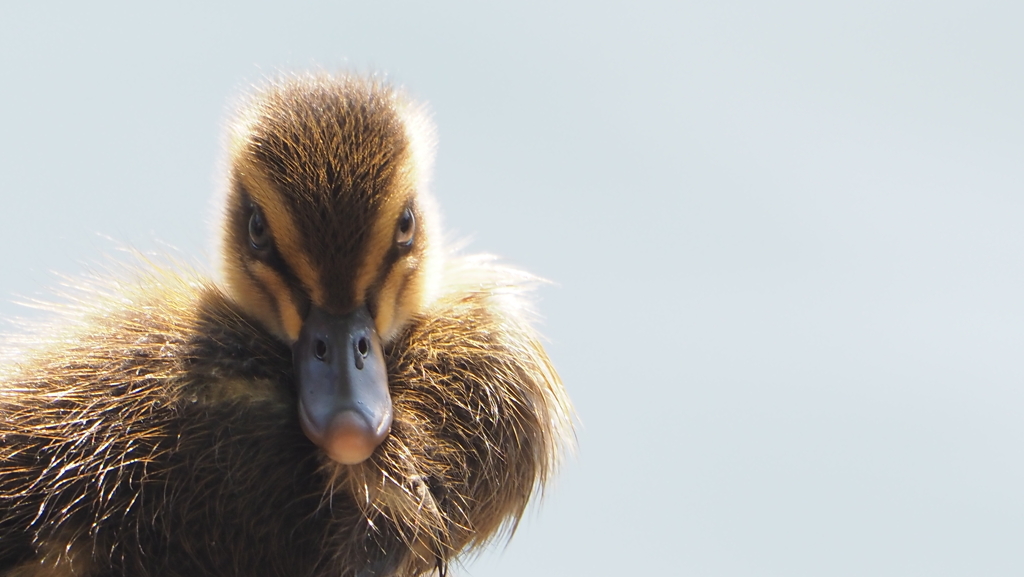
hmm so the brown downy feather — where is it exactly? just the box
[0,257,572,576]
[0,73,573,577]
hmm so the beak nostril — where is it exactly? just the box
[356,337,369,358]
[314,339,328,361]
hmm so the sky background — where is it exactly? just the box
[2,2,1023,575]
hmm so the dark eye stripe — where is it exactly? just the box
[241,263,282,328]
[263,243,312,316]
[238,188,311,318]
[365,240,404,321]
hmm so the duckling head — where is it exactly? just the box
[216,74,440,465]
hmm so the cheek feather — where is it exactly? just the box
[249,260,304,342]
[220,249,279,333]
[372,265,401,341]
[374,259,420,343]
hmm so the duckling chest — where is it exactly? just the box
[0,288,360,576]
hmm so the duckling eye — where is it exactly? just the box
[248,205,270,250]
[395,207,415,247]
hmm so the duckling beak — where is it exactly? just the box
[293,304,393,465]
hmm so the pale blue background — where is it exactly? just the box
[2,2,1023,575]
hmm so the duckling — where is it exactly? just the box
[0,74,573,577]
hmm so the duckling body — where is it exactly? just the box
[0,75,571,577]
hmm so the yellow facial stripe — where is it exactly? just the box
[220,254,279,336]
[352,192,403,310]
[237,168,324,306]
[250,260,304,342]
[374,257,414,341]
